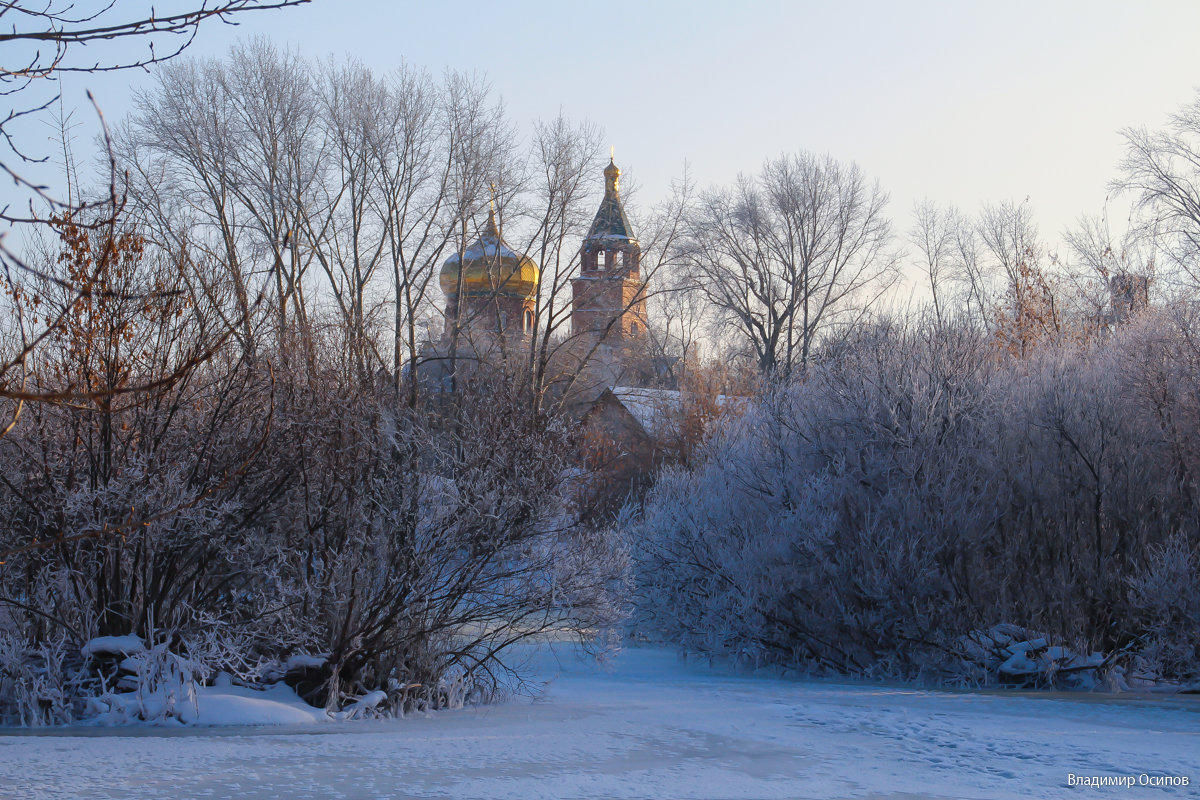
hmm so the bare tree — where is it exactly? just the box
[972,199,1074,354]
[1113,90,1200,288]
[978,199,1041,289]
[369,64,451,404]
[514,142,695,411]
[118,54,261,354]
[1,0,308,223]
[119,39,331,357]
[512,115,603,409]
[311,59,390,381]
[224,40,324,339]
[678,153,897,377]
[909,199,962,328]
[436,72,518,393]
[649,264,710,371]
[0,3,307,437]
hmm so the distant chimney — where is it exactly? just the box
[1109,273,1150,325]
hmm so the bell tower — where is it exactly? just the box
[572,156,648,345]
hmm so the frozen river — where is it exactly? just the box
[2,646,1197,799]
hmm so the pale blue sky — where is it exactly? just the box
[26,1,1200,255]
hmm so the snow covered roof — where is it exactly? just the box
[609,386,681,438]
[442,226,528,267]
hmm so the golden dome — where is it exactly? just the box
[603,157,620,194]
[440,207,539,300]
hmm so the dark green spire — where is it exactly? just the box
[586,157,637,244]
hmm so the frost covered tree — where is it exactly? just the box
[0,42,642,724]
[0,224,630,720]
[633,314,1200,685]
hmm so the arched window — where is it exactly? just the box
[597,250,606,270]
[523,309,533,332]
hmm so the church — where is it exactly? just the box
[428,155,682,503]
[436,157,648,354]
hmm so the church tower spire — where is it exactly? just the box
[587,156,636,246]
[572,154,648,344]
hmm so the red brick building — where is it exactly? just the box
[572,158,648,345]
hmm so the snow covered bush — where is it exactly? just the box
[1127,533,1200,683]
[633,312,1200,686]
[0,212,628,724]
[83,637,202,725]
[0,349,629,723]
[258,369,630,713]
[0,634,80,726]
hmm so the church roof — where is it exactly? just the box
[440,206,539,299]
[585,158,638,245]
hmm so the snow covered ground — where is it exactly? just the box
[1,645,1197,800]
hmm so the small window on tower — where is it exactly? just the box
[524,309,533,332]
[630,322,639,336]
[597,250,606,270]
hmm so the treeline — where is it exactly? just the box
[635,314,1200,686]
[0,214,627,726]
[632,92,1200,687]
[110,39,688,402]
[0,42,652,725]
[4,38,1200,726]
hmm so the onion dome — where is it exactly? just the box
[440,206,539,300]
[604,158,621,191]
